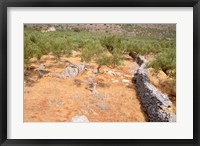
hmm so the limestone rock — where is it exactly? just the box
[95,93,105,100]
[71,115,89,122]
[134,55,175,122]
[95,103,109,110]
[62,67,79,78]
[122,79,130,83]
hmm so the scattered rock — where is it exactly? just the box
[34,64,50,77]
[86,77,97,94]
[112,79,119,83]
[56,100,63,107]
[107,70,114,76]
[48,98,64,107]
[115,72,123,77]
[78,64,86,74]
[62,61,87,78]
[122,79,130,83]
[104,69,125,77]
[95,93,105,100]
[38,64,46,70]
[124,75,132,78]
[95,103,109,110]
[71,115,89,122]
[62,67,79,78]
[46,26,56,32]
[38,70,50,77]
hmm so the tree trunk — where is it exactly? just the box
[96,65,102,75]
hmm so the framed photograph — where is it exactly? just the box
[0,0,199,145]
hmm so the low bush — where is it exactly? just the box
[24,26,176,78]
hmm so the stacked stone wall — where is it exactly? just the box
[134,56,176,122]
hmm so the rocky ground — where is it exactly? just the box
[24,53,176,122]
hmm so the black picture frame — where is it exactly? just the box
[0,0,199,145]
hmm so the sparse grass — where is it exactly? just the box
[24,25,176,77]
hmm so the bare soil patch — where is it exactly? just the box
[24,55,148,122]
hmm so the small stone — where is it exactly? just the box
[62,67,79,78]
[72,95,80,99]
[46,26,56,32]
[78,64,86,74]
[124,75,132,78]
[107,70,114,76]
[48,98,63,107]
[102,69,108,73]
[56,100,63,107]
[71,115,89,122]
[112,80,119,83]
[38,69,49,77]
[122,79,130,83]
[38,64,46,70]
[95,93,105,100]
[115,72,123,77]
[95,103,109,110]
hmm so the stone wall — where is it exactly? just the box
[134,56,176,122]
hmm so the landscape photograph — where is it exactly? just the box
[24,24,176,122]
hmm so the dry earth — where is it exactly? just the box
[24,54,176,122]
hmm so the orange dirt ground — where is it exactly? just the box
[146,55,176,114]
[24,55,148,122]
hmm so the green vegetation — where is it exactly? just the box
[24,25,176,77]
[147,47,176,77]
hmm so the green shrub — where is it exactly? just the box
[147,47,176,77]
[24,26,176,78]
[100,35,124,54]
